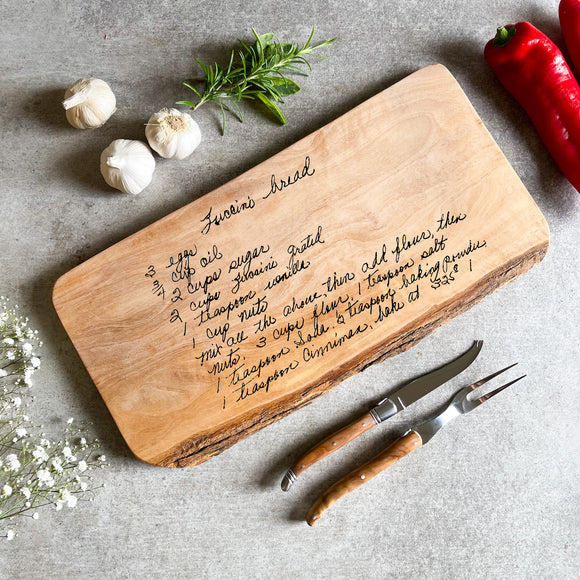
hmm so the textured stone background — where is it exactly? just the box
[1,0,579,578]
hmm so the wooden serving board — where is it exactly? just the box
[53,65,549,467]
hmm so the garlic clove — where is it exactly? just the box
[145,108,201,160]
[63,78,116,129]
[100,139,155,195]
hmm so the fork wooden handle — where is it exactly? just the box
[281,412,376,491]
[306,430,423,526]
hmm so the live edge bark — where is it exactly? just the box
[159,243,547,468]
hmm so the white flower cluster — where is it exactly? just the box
[0,297,107,541]
[0,298,42,391]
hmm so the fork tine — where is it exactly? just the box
[477,374,526,403]
[468,362,519,391]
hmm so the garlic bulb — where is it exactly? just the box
[62,78,116,129]
[145,108,201,160]
[100,140,155,195]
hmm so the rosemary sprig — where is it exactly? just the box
[177,27,336,134]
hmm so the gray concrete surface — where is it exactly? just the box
[1,0,579,578]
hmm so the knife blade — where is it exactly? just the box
[281,340,483,491]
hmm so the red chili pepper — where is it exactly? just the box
[484,21,580,193]
[560,0,580,72]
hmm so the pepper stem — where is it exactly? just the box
[493,25,517,47]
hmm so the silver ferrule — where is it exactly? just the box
[369,397,399,423]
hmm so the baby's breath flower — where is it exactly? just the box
[36,469,54,488]
[23,369,33,386]
[0,298,107,540]
[62,446,76,461]
[60,489,78,509]
[5,454,21,472]
[32,445,49,464]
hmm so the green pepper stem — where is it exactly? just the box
[493,25,517,47]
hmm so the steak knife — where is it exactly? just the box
[281,340,483,491]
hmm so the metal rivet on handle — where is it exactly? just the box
[360,474,366,480]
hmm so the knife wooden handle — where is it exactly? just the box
[306,430,422,525]
[282,411,376,491]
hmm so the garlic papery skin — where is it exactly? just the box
[100,140,155,195]
[63,78,116,129]
[145,108,201,160]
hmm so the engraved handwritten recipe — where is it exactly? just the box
[143,156,486,414]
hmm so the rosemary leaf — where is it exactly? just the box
[180,26,336,134]
[256,93,287,125]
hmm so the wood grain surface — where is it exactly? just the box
[288,411,377,480]
[306,430,423,525]
[52,64,550,467]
